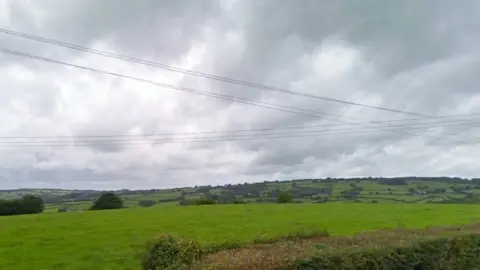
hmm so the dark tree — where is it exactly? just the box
[20,195,45,214]
[277,191,293,203]
[90,192,124,210]
[0,195,44,216]
[0,200,15,216]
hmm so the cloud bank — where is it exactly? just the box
[1,0,480,189]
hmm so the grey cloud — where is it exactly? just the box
[204,0,480,112]
[1,1,480,189]
[42,0,220,58]
[1,0,222,67]
[237,0,480,75]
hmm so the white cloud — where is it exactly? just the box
[0,0,480,189]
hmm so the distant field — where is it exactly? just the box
[2,203,480,269]
[3,178,480,211]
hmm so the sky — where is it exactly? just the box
[1,0,480,190]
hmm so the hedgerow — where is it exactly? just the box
[284,234,480,270]
[142,234,201,270]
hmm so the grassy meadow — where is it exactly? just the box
[2,203,480,269]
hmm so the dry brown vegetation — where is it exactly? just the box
[199,224,480,270]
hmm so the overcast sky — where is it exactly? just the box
[1,0,480,190]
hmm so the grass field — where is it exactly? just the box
[3,178,479,212]
[2,203,480,269]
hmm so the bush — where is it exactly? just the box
[277,191,293,203]
[142,234,201,270]
[90,192,124,210]
[0,195,44,216]
[285,234,480,270]
[138,200,157,207]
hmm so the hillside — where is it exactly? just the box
[2,176,480,211]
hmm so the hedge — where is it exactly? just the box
[142,234,201,270]
[283,234,480,270]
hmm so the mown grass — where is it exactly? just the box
[2,203,480,269]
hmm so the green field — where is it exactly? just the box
[2,203,480,269]
[3,177,480,212]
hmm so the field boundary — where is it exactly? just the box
[194,225,480,270]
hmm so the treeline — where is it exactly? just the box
[10,176,480,206]
[0,195,45,216]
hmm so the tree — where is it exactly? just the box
[0,195,44,216]
[138,200,157,207]
[21,195,45,214]
[277,191,293,203]
[90,192,124,210]
[0,200,15,216]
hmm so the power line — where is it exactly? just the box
[0,114,480,142]
[0,47,426,138]
[0,27,447,118]
[0,119,478,147]
[1,29,477,151]
[0,116,480,143]
[2,47,478,144]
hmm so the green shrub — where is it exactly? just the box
[142,234,201,270]
[0,195,44,216]
[284,234,480,270]
[90,192,124,210]
[277,191,293,203]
